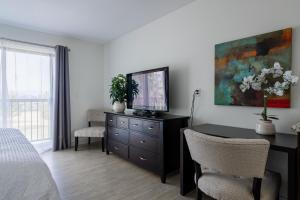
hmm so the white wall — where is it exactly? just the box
[104,0,300,134]
[0,24,104,144]
[103,0,300,198]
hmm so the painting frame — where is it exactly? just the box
[214,28,292,108]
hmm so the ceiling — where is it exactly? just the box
[0,0,194,43]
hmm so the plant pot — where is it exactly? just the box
[255,120,276,135]
[113,101,126,113]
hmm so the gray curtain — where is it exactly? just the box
[53,45,71,151]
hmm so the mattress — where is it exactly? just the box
[0,128,60,200]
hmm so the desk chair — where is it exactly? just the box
[74,109,105,152]
[184,129,281,200]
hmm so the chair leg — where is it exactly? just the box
[196,187,203,200]
[194,161,203,200]
[101,137,105,152]
[75,137,78,151]
[88,137,91,145]
[276,191,280,200]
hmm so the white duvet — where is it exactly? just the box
[0,128,60,200]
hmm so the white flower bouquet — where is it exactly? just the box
[240,62,298,121]
[292,122,300,133]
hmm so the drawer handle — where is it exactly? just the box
[121,121,125,124]
[114,133,119,135]
[148,127,153,130]
[139,140,146,144]
[113,146,119,150]
[132,124,138,127]
[139,156,147,161]
[109,119,113,122]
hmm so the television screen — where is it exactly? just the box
[127,67,169,112]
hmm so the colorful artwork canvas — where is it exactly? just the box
[215,28,292,108]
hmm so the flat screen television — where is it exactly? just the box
[127,67,169,113]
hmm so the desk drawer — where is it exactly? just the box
[117,117,129,129]
[109,140,128,159]
[107,114,116,127]
[143,121,160,136]
[130,131,158,153]
[129,118,143,131]
[129,146,159,173]
[108,127,129,144]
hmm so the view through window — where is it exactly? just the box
[0,41,54,142]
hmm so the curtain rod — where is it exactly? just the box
[0,37,71,51]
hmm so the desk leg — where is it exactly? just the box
[298,134,300,200]
[180,129,195,195]
[288,150,297,200]
[298,150,300,200]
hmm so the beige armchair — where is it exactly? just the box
[184,129,281,200]
[74,110,105,152]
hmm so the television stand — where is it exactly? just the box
[133,110,158,117]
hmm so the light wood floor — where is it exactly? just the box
[42,143,195,200]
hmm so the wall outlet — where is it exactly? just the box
[194,89,201,96]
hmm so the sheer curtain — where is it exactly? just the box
[0,45,9,128]
[0,39,55,152]
[0,48,6,127]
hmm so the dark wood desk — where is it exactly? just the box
[180,124,299,200]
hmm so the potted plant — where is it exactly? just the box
[109,74,138,113]
[240,62,298,135]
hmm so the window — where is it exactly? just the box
[0,40,55,142]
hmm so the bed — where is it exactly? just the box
[0,128,60,200]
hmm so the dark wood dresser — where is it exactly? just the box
[104,111,189,183]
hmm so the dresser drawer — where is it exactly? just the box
[143,121,160,136]
[106,114,116,127]
[130,131,158,153]
[108,127,129,144]
[117,117,129,129]
[129,118,143,131]
[129,146,159,173]
[109,140,128,159]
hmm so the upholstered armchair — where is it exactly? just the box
[74,109,105,152]
[184,129,281,200]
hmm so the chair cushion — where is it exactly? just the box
[198,171,280,200]
[74,126,105,138]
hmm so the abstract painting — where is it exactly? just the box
[215,28,292,108]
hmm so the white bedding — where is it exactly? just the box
[0,128,60,200]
